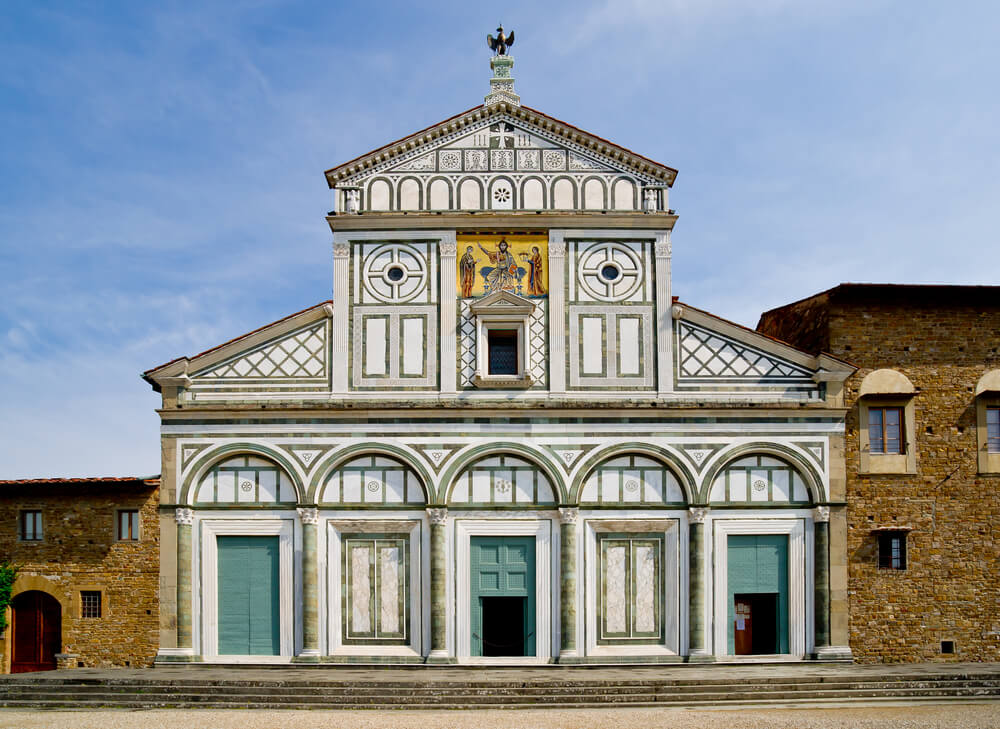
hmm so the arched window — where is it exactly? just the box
[579,455,685,506]
[709,455,811,505]
[449,454,555,505]
[320,455,426,505]
[194,455,296,504]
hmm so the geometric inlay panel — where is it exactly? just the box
[195,321,327,380]
[677,322,811,380]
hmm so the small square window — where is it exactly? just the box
[81,591,102,618]
[987,407,1000,453]
[869,407,904,454]
[487,329,519,375]
[877,531,907,570]
[116,509,139,541]
[20,510,42,541]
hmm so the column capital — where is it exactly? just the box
[654,231,671,258]
[297,507,319,525]
[174,507,194,526]
[439,241,457,257]
[333,242,351,258]
[813,505,831,523]
[426,507,448,526]
[558,506,579,525]
[549,240,566,258]
[688,506,709,524]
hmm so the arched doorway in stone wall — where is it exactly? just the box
[11,591,61,673]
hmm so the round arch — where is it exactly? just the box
[859,368,915,397]
[306,442,434,505]
[426,175,454,210]
[568,443,695,505]
[518,175,547,209]
[438,442,567,504]
[395,175,424,211]
[181,443,305,506]
[698,443,825,505]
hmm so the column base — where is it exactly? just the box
[686,649,715,663]
[814,645,853,661]
[154,648,199,664]
[425,650,457,664]
[557,649,582,664]
[292,649,322,663]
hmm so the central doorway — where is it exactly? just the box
[470,536,535,657]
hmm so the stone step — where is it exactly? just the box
[1,684,998,709]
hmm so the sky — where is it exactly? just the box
[1,1,999,478]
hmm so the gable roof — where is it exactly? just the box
[324,102,678,189]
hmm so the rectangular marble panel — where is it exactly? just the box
[728,470,747,502]
[514,469,533,503]
[618,317,640,375]
[342,471,362,502]
[257,470,277,502]
[750,469,769,502]
[364,317,387,376]
[384,470,404,503]
[401,317,424,376]
[634,544,656,634]
[216,471,235,502]
[601,471,618,502]
[351,544,372,634]
[362,472,382,503]
[792,473,808,502]
[622,469,642,503]
[772,469,790,500]
[379,545,401,635]
[582,316,604,374]
[644,470,663,503]
[471,471,491,502]
[236,471,255,502]
[604,545,627,634]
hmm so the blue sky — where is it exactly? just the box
[2,1,998,478]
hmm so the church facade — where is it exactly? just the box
[144,52,855,665]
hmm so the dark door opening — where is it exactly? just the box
[11,591,61,673]
[734,593,778,655]
[480,596,526,656]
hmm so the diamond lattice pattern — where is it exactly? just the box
[199,322,327,379]
[678,323,810,379]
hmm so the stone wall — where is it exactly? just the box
[759,286,1000,663]
[0,482,160,670]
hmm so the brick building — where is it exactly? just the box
[758,284,1000,663]
[0,477,160,672]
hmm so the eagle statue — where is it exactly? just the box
[487,25,514,56]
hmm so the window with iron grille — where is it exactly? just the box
[116,509,139,541]
[487,329,519,375]
[20,510,42,541]
[988,407,1000,453]
[877,531,907,570]
[868,407,904,454]
[81,591,102,618]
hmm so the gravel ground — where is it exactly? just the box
[0,703,997,729]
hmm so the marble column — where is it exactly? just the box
[427,507,449,661]
[687,507,712,661]
[558,507,578,660]
[813,506,831,653]
[174,507,194,651]
[298,507,320,658]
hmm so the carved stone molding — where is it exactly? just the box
[174,507,194,526]
[548,241,567,258]
[297,507,319,525]
[688,507,709,524]
[558,507,579,525]
[333,242,351,258]
[426,507,448,526]
[654,234,671,258]
[439,241,457,257]
[813,506,831,523]
[671,303,685,320]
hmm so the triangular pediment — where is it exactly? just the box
[325,104,676,188]
[469,289,536,315]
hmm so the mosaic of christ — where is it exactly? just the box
[457,235,548,299]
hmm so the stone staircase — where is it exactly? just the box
[1,668,999,710]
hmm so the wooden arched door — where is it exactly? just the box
[11,591,61,673]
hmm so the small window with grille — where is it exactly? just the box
[116,509,140,541]
[81,591,102,618]
[20,510,42,541]
[487,329,519,375]
[877,531,907,570]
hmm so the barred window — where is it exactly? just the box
[20,510,42,541]
[878,532,907,570]
[81,591,102,618]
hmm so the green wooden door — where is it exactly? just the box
[470,536,535,656]
[727,534,789,654]
[217,536,280,655]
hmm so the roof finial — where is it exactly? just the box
[485,26,519,106]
